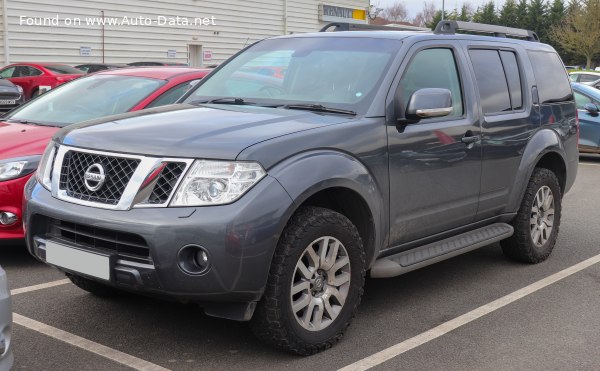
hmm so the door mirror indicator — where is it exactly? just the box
[406,88,453,119]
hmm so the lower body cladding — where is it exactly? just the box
[24,176,295,321]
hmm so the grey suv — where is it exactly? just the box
[0,267,13,371]
[24,21,578,354]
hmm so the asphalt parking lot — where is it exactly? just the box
[3,155,600,371]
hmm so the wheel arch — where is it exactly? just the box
[508,129,568,212]
[269,150,387,266]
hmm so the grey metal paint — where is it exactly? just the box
[25,176,294,301]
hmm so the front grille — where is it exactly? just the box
[59,151,140,205]
[147,162,186,204]
[49,219,151,263]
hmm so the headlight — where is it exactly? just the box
[15,85,23,94]
[36,142,56,190]
[171,160,266,206]
[0,156,40,181]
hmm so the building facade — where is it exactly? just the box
[0,0,370,67]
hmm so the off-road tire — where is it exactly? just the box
[68,274,121,297]
[250,206,366,355]
[501,168,562,263]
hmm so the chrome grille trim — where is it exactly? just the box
[51,145,193,210]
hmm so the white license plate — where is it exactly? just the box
[0,100,15,105]
[46,241,110,280]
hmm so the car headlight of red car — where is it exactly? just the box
[0,156,40,182]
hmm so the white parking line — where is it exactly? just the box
[10,279,70,296]
[13,313,170,371]
[339,253,600,371]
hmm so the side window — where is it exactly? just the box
[469,49,511,114]
[499,51,523,110]
[574,92,592,109]
[13,66,29,77]
[528,51,572,104]
[0,67,15,78]
[399,48,463,118]
[27,67,42,76]
[78,66,90,73]
[568,74,578,82]
[580,74,595,83]
[146,80,201,108]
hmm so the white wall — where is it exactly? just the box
[0,0,369,66]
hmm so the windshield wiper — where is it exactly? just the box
[281,104,357,116]
[5,118,48,126]
[191,97,257,106]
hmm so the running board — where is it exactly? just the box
[371,223,514,278]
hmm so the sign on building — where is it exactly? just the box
[79,46,92,56]
[319,4,367,23]
[203,50,213,61]
[167,49,177,58]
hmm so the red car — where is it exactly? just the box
[0,67,211,240]
[0,63,85,100]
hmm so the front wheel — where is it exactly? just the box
[250,207,366,355]
[501,168,562,263]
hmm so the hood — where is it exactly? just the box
[57,104,353,159]
[0,122,59,160]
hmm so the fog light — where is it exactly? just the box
[177,245,211,275]
[0,212,17,226]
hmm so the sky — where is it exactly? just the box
[373,0,501,19]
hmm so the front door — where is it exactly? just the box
[387,44,482,247]
[575,90,600,150]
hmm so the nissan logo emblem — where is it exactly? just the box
[84,164,106,191]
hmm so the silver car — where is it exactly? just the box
[0,267,12,371]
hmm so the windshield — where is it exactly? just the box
[45,65,85,75]
[6,74,164,127]
[184,37,400,113]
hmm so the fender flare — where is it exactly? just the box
[268,150,387,264]
[506,128,568,213]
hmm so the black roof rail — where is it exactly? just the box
[434,20,539,42]
[319,22,426,32]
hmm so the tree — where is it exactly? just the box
[499,0,519,27]
[413,2,437,27]
[515,0,528,28]
[472,1,498,24]
[547,0,567,56]
[381,1,409,22]
[550,0,600,69]
[458,3,475,21]
[526,0,548,40]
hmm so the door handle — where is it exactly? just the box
[461,133,480,144]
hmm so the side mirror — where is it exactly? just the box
[584,103,599,114]
[406,88,453,119]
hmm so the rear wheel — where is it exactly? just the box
[68,274,121,297]
[250,207,366,355]
[501,168,562,263]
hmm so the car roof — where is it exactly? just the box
[570,71,600,75]
[272,30,555,50]
[572,82,600,96]
[92,67,212,80]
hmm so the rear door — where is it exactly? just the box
[386,41,483,247]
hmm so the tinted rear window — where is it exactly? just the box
[469,49,511,114]
[527,51,572,103]
[500,51,523,110]
[45,65,84,75]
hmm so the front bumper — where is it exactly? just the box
[24,175,294,311]
[0,173,31,240]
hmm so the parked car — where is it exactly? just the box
[24,21,577,355]
[0,63,84,100]
[0,67,211,240]
[75,63,127,74]
[0,266,12,371]
[572,83,600,153]
[127,62,188,67]
[0,77,25,112]
[569,71,600,85]
[564,65,581,70]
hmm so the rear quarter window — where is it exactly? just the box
[527,51,572,104]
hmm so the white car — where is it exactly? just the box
[569,71,600,85]
[0,267,12,371]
